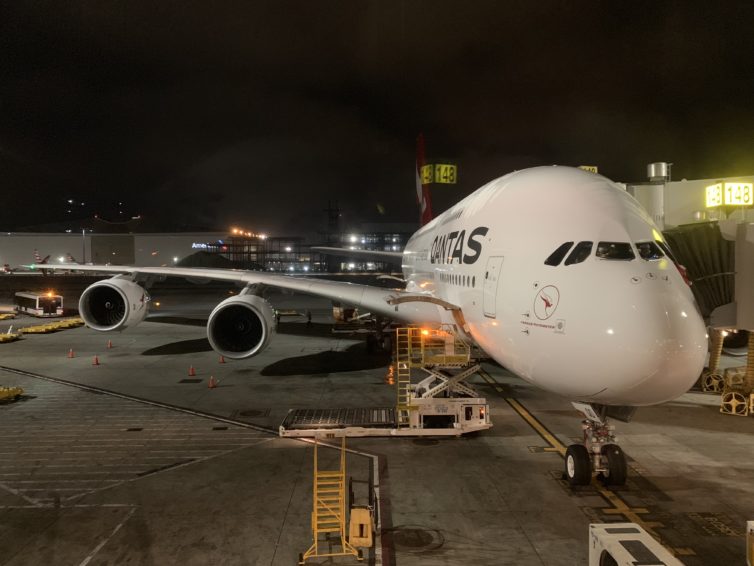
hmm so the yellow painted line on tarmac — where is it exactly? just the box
[505,397,567,457]
[479,368,694,556]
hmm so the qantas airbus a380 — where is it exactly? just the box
[39,164,707,486]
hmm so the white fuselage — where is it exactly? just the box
[400,166,707,406]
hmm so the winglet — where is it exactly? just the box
[415,133,434,226]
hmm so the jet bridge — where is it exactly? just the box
[675,220,754,416]
[279,325,492,437]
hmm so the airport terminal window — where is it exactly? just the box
[544,242,574,266]
[564,241,593,266]
[596,242,634,260]
[636,241,663,260]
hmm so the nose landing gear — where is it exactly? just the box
[564,402,630,487]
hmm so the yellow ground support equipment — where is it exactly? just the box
[20,317,84,335]
[720,331,754,417]
[0,386,24,402]
[299,437,363,564]
[0,332,21,343]
[0,313,16,321]
[280,325,490,438]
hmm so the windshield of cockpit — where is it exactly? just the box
[543,239,669,266]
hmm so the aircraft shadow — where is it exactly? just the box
[261,343,389,376]
[275,321,337,339]
[141,338,213,356]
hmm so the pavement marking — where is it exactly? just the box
[479,370,694,556]
[0,365,385,565]
[78,507,136,566]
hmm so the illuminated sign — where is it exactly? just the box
[433,164,457,184]
[706,183,723,207]
[579,165,599,173]
[724,182,753,206]
[705,182,753,207]
[420,163,458,184]
[191,243,208,249]
[420,164,433,184]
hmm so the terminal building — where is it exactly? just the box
[0,223,415,273]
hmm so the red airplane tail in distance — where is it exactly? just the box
[415,133,434,226]
[33,249,50,265]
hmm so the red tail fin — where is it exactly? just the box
[415,134,433,226]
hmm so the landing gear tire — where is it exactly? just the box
[600,444,627,486]
[565,444,591,486]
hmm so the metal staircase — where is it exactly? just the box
[300,437,361,563]
[394,328,416,426]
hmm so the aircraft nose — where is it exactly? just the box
[593,282,707,405]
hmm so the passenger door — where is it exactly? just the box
[483,256,504,318]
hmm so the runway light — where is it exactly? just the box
[349,235,357,243]
[173,257,179,263]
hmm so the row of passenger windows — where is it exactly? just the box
[439,272,476,288]
[545,240,671,267]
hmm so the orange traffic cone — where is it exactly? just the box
[188,366,196,377]
[67,349,75,358]
[92,355,100,366]
[208,376,218,389]
[107,340,113,349]
[219,355,226,364]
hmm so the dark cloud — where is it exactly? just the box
[2,1,754,232]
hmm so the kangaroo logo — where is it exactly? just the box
[534,285,560,320]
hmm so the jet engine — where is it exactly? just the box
[207,295,276,359]
[79,277,150,331]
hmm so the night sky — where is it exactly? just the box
[3,2,754,235]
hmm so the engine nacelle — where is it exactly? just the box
[207,295,276,359]
[78,277,150,331]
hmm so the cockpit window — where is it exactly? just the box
[564,241,593,265]
[596,242,635,260]
[544,242,574,266]
[655,240,677,263]
[636,241,664,260]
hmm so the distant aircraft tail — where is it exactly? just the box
[33,250,50,265]
[415,133,434,226]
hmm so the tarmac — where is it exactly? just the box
[0,277,753,565]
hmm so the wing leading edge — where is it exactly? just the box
[36,263,449,324]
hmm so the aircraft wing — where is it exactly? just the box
[311,247,403,264]
[35,264,448,323]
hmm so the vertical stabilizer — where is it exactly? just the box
[415,134,434,226]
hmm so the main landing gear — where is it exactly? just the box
[564,402,629,487]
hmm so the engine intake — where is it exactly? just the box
[79,277,149,331]
[207,295,276,359]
